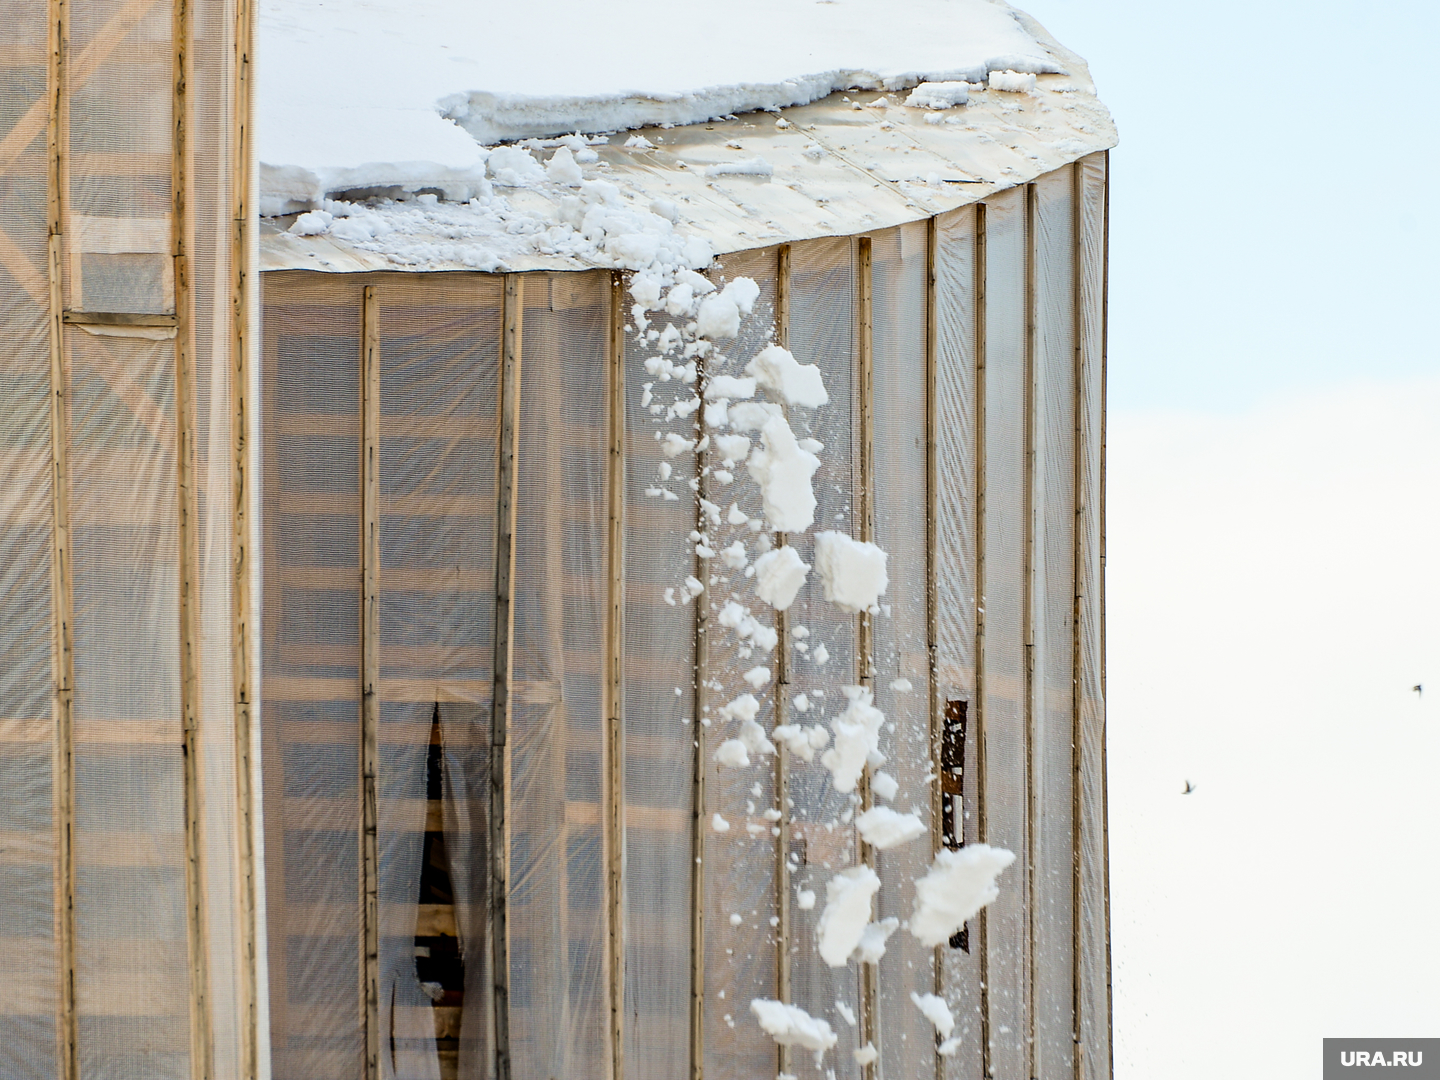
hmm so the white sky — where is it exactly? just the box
[1015,0,1440,1073]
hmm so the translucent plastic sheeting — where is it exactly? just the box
[67,0,173,315]
[868,223,936,1078]
[1074,153,1110,1080]
[700,248,778,1080]
[377,273,501,1080]
[784,236,863,1078]
[933,205,985,1080]
[1031,167,1077,1078]
[622,281,695,1080]
[979,185,1029,1079]
[261,273,366,1080]
[68,332,191,1080]
[509,272,610,1080]
[0,3,60,1075]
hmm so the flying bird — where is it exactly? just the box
[1414,685,1423,698]
[1182,781,1195,795]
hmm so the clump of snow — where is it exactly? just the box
[488,145,547,186]
[715,739,752,768]
[706,375,757,400]
[814,532,889,613]
[750,999,837,1058]
[712,812,731,832]
[717,602,778,652]
[906,80,972,109]
[910,992,955,1038]
[753,546,811,610]
[697,278,762,339]
[855,917,900,964]
[772,722,831,763]
[745,345,830,409]
[816,865,881,967]
[988,69,1037,92]
[853,1044,878,1066]
[820,687,885,793]
[870,770,899,801]
[705,157,774,178]
[742,666,773,689]
[797,888,816,910]
[289,210,333,236]
[854,806,925,849]
[545,146,584,186]
[908,845,1017,947]
[835,1000,856,1026]
[748,416,821,532]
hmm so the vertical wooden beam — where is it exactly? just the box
[491,274,523,1080]
[854,235,877,1074]
[172,0,214,1072]
[229,0,260,1068]
[1100,151,1113,1080]
[772,243,793,1080]
[690,346,709,1080]
[46,0,78,1072]
[606,271,627,1080]
[924,216,946,1077]
[360,284,381,1080]
[1022,183,1040,1079]
[972,202,992,1080]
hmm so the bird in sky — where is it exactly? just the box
[1182,781,1195,795]
[1414,685,1423,698]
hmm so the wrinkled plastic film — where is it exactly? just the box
[1031,168,1077,1077]
[260,273,365,1080]
[621,282,694,1080]
[0,2,60,1074]
[700,249,778,1080]
[979,185,1029,1079]
[868,223,935,1077]
[509,272,609,1080]
[378,273,501,1080]
[785,236,862,1077]
[933,205,984,1080]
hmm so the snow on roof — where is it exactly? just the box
[257,0,1115,274]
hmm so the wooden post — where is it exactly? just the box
[490,275,523,1080]
[606,271,627,1080]
[229,0,260,1069]
[46,0,77,1073]
[1022,182,1040,1077]
[772,243,793,1080]
[854,235,877,1073]
[360,284,381,1080]
[172,0,215,1072]
[690,336,709,1080]
[973,202,992,1080]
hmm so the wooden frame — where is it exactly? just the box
[972,199,993,1080]
[606,270,627,1080]
[771,241,793,1080]
[360,284,381,1080]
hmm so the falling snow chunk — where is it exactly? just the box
[793,693,810,713]
[910,992,955,1038]
[797,889,816,911]
[727,401,784,432]
[870,770,899,801]
[855,917,900,964]
[834,1000,856,1026]
[663,587,677,606]
[938,1037,962,1057]
[772,723,830,763]
[706,375,757,400]
[715,739,751,768]
[662,433,694,457]
[696,277,761,339]
[812,642,830,666]
[750,999,837,1058]
[853,1044,878,1067]
[814,532,889,613]
[889,677,912,693]
[745,344,830,408]
[754,546,810,610]
[726,501,749,525]
[820,686,885,794]
[743,666,772,689]
[748,415,821,533]
[908,845,1017,947]
[712,813,731,833]
[854,806,925,849]
[729,913,743,925]
[720,693,761,723]
[684,575,705,597]
[816,865,881,967]
[721,541,749,569]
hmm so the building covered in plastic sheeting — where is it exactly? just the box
[0,2,1113,1080]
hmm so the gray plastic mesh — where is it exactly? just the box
[979,185,1030,1079]
[509,271,610,1080]
[868,223,936,1077]
[1031,168,1077,1077]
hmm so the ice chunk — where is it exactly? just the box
[748,415,820,533]
[488,145,546,186]
[854,917,900,964]
[820,687,884,794]
[711,813,731,833]
[906,81,970,109]
[910,992,955,1038]
[870,770,899,801]
[988,69,1037,92]
[715,738,750,768]
[854,806,925,849]
[546,146,583,185]
[816,865,881,967]
[750,999,837,1056]
[907,845,1016,947]
[705,375,756,400]
[814,532,889,613]
[745,344,829,408]
[753,546,810,610]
